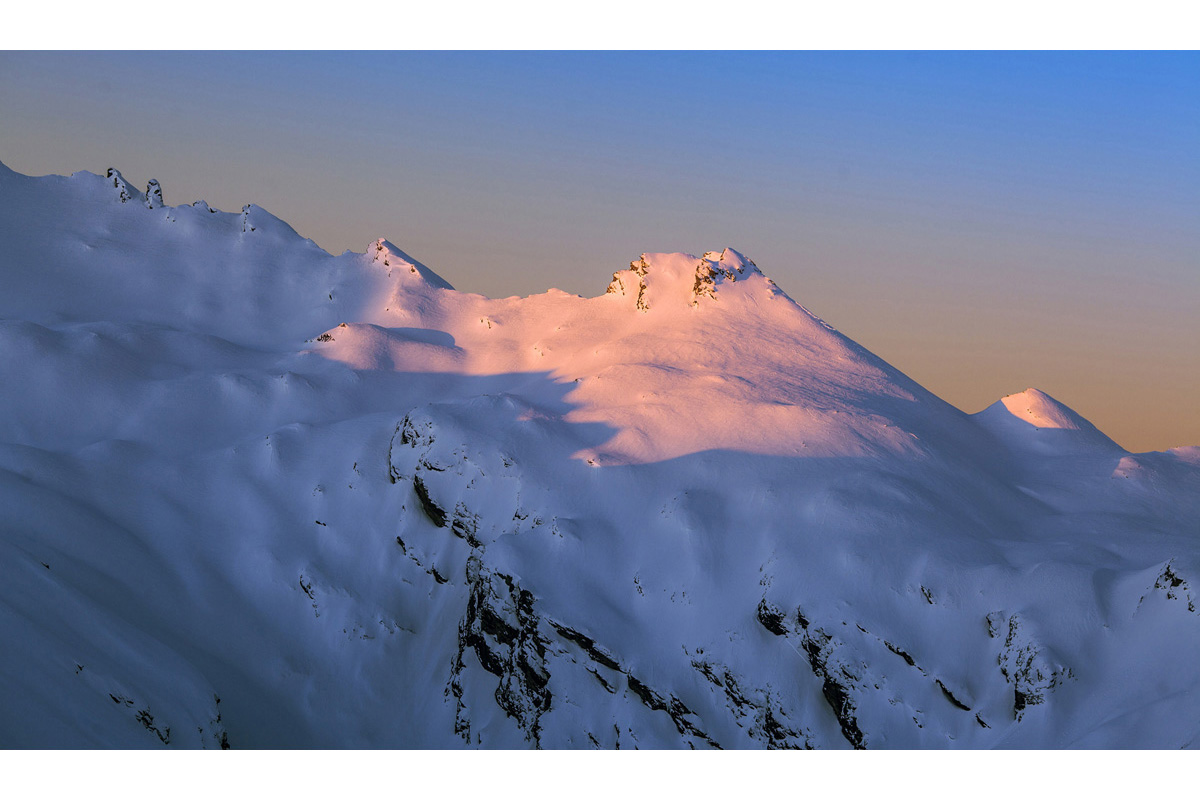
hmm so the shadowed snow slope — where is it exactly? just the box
[1,163,1198,749]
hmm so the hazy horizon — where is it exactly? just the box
[2,51,1196,451]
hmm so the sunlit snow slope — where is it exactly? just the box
[1,163,1198,749]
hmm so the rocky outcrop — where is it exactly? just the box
[606,256,651,311]
[992,613,1073,720]
[106,168,133,203]
[692,659,811,749]
[144,179,163,209]
[1148,560,1196,613]
[104,688,228,749]
[755,598,790,636]
[412,473,448,527]
[797,623,867,748]
[691,249,753,305]
[385,403,1083,749]
[450,555,552,745]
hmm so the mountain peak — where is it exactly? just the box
[604,248,767,311]
[997,388,1096,431]
[972,387,1123,455]
[368,238,454,290]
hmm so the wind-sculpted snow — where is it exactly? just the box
[1,162,1198,748]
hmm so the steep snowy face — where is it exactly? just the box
[2,162,1199,750]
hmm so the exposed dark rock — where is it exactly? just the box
[1014,689,1033,717]
[587,667,617,693]
[387,422,405,484]
[1149,561,1196,612]
[692,261,719,304]
[144,179,163,209]
[135,707,170,745]
[693,659,811,749]
[884,640,916,668]
[106,168,132,203]
[451,504,482,547]
[997,614,1072,720]
[936,679,971,711]
[625,674,718,748]
[212,695,230,750]
[548,621,621,671]
[396,414,433,450]
[449,556,551,745]
[413,474,447,527]
[759,706,808,749]
[690,251,747,306]
[1159,563,1186,590]
[756,598,789,636]
[609,256,653,311]
[800,627,866,749]
[795,606,811,629]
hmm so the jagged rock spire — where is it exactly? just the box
[106,168,133,204]
[144,179,163,209]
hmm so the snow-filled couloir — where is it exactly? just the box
[1,162,1198,749]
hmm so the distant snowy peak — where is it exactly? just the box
[973,388,1123,455]
[997,388,1098,431]
[604,248,777,311]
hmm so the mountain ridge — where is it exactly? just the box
[1,162,1197,749]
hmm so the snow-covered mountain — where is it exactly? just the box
[1,162,1197,749]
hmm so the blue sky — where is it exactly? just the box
[1,51,1196,450]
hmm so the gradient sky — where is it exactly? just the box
[1,51,1196,451]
